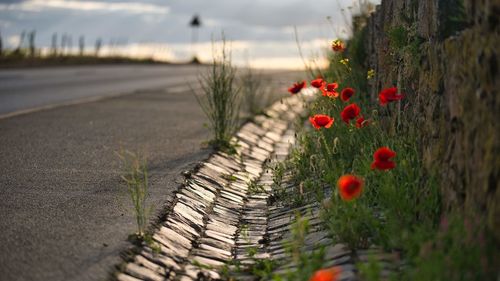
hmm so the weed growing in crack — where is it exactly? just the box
[357,255,383,281]
[117,149,150,239]
[271,162,285,188]
[267,161,288,204]
[267,160,313,208]
[195,35,240,153]
[288,213,310,263]
[273,213,328,281]
[142,233,161,255]
[221,173,238,182]
[219,224,277,280]
[241,224,278,280]
[247,179,266,195]
[248,258,277,280]
[192,260,214,271]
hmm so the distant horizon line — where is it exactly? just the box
[2,39,330,70]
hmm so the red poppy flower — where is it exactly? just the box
[322,89,339,98]
[338,175,363,201]
[326,83,338,92]
[331,39,345,52]
[371,147,396,170]
[355,116,369,128]
[321,83,339,97]
[340,87,355,102]
[309,114,334,129]
[311,78,325,89]
[378,87,404,105]
[288,81,306,94]
[309,267,341,281]
[340,103,361,124]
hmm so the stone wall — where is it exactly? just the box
[363,0,499,239]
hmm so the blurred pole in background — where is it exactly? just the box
[95,38,102,56]
[28,30,36,57]
[0,29,3,57]
[68,35,73,55]
[51,33,58,56]
[189,14,201,63]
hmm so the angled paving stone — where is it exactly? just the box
[209,214,239,226]
[192,255,226,268]
[198,237,233,252]
[165,219,200,240]
[229,181,250,192]
[134,255,168,277]
[125,263,165,281]
[264,131,282,142]
[191,248,231,263]
[172,203,205,227]
[158,227,192,248]
[240,122,266,136]
[205,221,238,236]
[208,153,241,171]
[204,230,235,245]
[219,191,244,204]
[140,249,181,271]
[177,274,194,281]
[207,215,239,227]
[198,243,232,258]
[236,132,260,145]
[203,161,233,176]
[223,185,248,197]
[265,109,281,119]
[116,273,143,281]
[184,263,221,280]
[153,235,190,260]
[176,193,210,211]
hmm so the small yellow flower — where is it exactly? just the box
[367,69,375,79]
[339,58,351,71]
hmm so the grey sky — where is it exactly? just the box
[0,0,379,68]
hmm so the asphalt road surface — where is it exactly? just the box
[0,64,304,281]
[0,65,204,118]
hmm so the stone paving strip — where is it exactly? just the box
[113,89,397,281]
[113,91,313,281]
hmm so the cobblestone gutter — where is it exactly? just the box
[113,90,398,281]
[113,92,308,281]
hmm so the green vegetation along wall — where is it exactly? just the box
[361,0,499,239]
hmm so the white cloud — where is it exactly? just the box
[0,0,170,14]
[249,56,328,70]
[7,35,20,46]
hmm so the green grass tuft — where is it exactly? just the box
[195,35,240,153]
